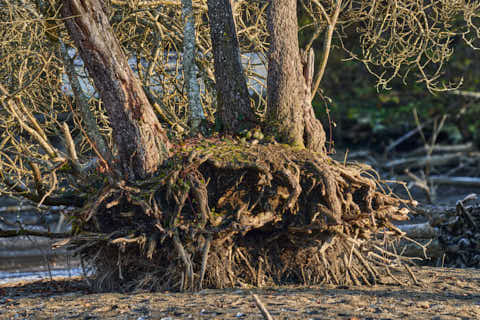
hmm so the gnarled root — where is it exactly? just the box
[68,141,413,291]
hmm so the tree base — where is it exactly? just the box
[67,139,413,291]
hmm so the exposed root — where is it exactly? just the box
[199,236,211,289]
[65,141,415,291]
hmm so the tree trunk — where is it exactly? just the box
[267,0,326,153]
[61,0,170,181]
[207,0,257,133]
[182,0,205,132]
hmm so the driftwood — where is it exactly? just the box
[384,153,464,171]
[382,140,479,211]
[399,222,438,238]
[428,176,480,187]
[383,137,478,184]
[398,195,480,267]
[0,229,71,239]
[406,143,474,157]
[449,89,480,99]
[0,204,38,213]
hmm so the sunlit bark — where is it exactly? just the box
[61,0,170,180]
[267,0,326,152]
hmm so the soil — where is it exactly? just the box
[1,266,479,320]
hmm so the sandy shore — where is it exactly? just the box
[1,266,479,320]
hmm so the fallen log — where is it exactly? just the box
[398,222,438,239]
[384,153,463,171]
[428,176,480,187]
[406,143,474,157]
[400,196,480,267]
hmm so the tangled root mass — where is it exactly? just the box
[69,140,412,291]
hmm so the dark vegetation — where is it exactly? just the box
[314,39,480,151]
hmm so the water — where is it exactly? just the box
[0,249,82,285]
[0,200,82,285]
[0,266,83,285]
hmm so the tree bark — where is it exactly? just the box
[182,0,205,132]
[61,0,170,181]
[267,0,326,153]
[207,0,257,133]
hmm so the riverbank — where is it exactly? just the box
[1,266,479,320]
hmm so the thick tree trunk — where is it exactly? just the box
[267,0,326,153]
[61,0,170,181]
[207,0,257,133]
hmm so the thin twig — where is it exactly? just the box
[311,0,342,100]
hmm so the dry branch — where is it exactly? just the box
[449,90,480,100]
[384,153,463,171]
[384,119,432,154]
[428,176,480,187]
[402,196,480,267]
[398,223,438,239]
[406,143,474,157]
[252,294,274,320]
[0,229,71,238]
[310,0,342,99]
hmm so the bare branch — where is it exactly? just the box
[311,0,342,99]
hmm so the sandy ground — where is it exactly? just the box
[1,266,479,320]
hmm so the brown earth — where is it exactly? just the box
[1,266,479,320]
